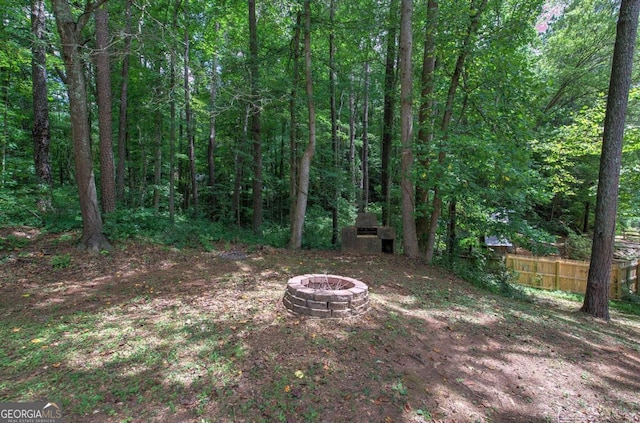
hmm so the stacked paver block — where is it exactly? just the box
[283,274,370,318]
[341,212,395,254]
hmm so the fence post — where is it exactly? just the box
[555,260,560,290]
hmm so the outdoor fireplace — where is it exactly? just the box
[341,213,395,254]
[283,274,370,318]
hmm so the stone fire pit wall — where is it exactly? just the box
[283,274,370,318]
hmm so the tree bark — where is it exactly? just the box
[361,61,370,212]
[289,12,301,226]
[95,3,116,214]
[447,199,457,264]
[31,0,52,211]
[116,0,132,204]
[233,106,250,228]
[349,74,357,200]
[208,23,219,217]
[153,96,162,212]
[289,0,315,250]
[424,0,487,263]
[416,0,438,248]
[381,0,398,227]
[249,0,263,234]
[184,0,198,211]
[399,0,419,258]
[52,0,110,252]
[329,0,339,245]
[582,0,640,320]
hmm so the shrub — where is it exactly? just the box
[565,231,592,260]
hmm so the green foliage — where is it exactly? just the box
[50,253,71,269]
[0,235,30,251]
[42,187,82,233]
[0,187,43,227]
[444,254,532,303]
[565,231,592,261]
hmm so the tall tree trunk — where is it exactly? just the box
[289,12,301,226]
[169,3,178,223]
[361,60,370,212]
[424,0,487,263]
[31,0,52,211]
[1,71,8,187]
[582,0,640,320]
[51,0,110,252]
[349,74,357,202]
[153,97,162,212]
[95,3,116,214]
[184,0,197,211]
[234,106,250,228]
[208,24,219,217]
[447,199,457,264]
[416,0,438,248]
[116,0,132,204]
[249,0,263,234]
[329,0,339,245]
[289,0,315,250]
[399,0,419,258]
[381,0,398,226]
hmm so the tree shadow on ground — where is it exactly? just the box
[1,235,639,422]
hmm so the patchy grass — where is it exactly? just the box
[1,229,639,422]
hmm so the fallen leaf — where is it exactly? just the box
[294,370,304,379]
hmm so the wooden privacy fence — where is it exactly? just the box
[504,255,639,300]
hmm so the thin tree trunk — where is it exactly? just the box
[248,0,263,234]
[361,60,370,212]
[416,0,438,247]
[289,12,301,226]
[447,199,457,264]
[381,0,398,226]
[349,74,357,202]
[1,70,8,187]
[137,126,148,207]
[424,0,487,263]
[289,0,315,250]
[153,99,162,212]
[31,0,52,211]
[399,0,419,258]
[234,106,250,228]
[329,0,339,245]
[95,3,116,214]
[184,0,197,211]
[169,35,176,223]
[52,0,110,252]
[582,0,640,320]
[208,24,219,217]
[116,0,132,204]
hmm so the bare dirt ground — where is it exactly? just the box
[1,227,639,423]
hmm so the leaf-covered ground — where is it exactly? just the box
[1,228,639,423]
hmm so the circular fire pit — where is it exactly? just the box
[283,274,370,318]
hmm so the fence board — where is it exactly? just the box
[505,255,639,299]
